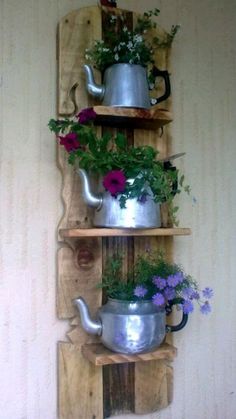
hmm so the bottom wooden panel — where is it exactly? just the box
[58,343,103,419]
[135,360,174,414]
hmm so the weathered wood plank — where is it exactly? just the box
[58,343,103,419]
[82,343,177,366]
[59,227,191,238]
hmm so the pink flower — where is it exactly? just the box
[103,170,126,196]
[76,108,97,124]
[59,132,80,152]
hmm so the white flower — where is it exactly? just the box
[127,41,133,50]
[114,53,119,61]
[151,98,157,105]
[133,35,143,43]
[110,15,117,22]
[123,26,128,32]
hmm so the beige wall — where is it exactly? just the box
[0,0,236,418]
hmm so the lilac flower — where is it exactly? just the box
[152,276,166,290]
[164,287,176,301]
[134,285,148,298]
[103,170,126,196]
[191,291,200,300]
[183,287,196,299]
[200,301,211,315]
[76,107,97,124]
[202,287,214,299]
[152,293,165,306]
[167,272,184,287]
[182,300,194,314]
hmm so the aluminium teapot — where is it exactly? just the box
[77,168,161,228]
[74,297,188,354]
[84,63,171,109]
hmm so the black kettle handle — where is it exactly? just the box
[151,66,171,105]
[165,298,188,333]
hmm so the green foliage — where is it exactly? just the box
[98,251,198,301]
[49,116,190,223]
[85,9,180,72]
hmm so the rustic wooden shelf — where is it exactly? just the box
[60,227,191,238]
[93,105,172,129]
[82,343,177,366]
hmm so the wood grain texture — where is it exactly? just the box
[82,343,177,366]
[92,105,172,129]
[58,343,103,419]
[58,7,102,115]
[59,227,191,238]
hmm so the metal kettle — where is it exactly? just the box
[83,63,171,109]
[74,297,188,354]
[77,168,161,228]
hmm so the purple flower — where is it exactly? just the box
[200,301,211,315]
[152,276,166,290]
[182,300,194,314]
[183,287,196,299]
[59,132,80,152]
[191,291,200,300]
[202,287,214,299]
[152,292,165,306]
[134,285,148,298]
[167,272,184,287]
[103,170,126,196]
[138,193,148,204]
[76,107,97,124]
[164,287,176,301]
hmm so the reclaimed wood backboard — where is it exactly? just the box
[57,5,175,418]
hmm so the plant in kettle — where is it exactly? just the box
[85,8,179,72]
[83,9,180,108]
[48,108,190,226]
[100,251,213,315]
[74,251,212,354]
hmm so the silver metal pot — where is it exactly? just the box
[84,63,171,109]
[77,169,161,228]
[74,297,188,354]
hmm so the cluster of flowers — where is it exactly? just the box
[134,272,213,315]
[85,9,179,72]
[55,108,129,198]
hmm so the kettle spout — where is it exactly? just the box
[77,168,103,209]
[83,64,105,100]
[74,297,102,336]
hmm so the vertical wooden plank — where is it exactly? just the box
[101,9,136,417]
[58,6,102,116]
[132,15,174,414]
[57,8,104,419]
[59,343,103,419]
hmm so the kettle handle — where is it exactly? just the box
[150,66,171,105]
[165,298,188,332]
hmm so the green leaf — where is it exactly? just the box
[115,133,127,150]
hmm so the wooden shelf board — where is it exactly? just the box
[60,227,191,238]
[82,342,177,366]
[93,105,172,129]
